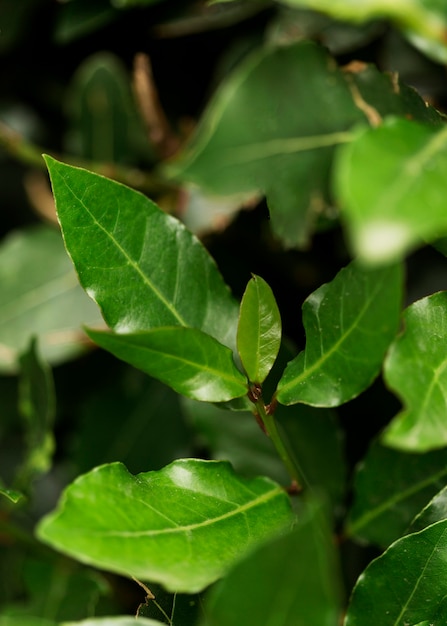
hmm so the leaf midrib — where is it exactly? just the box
[85,485,286,538]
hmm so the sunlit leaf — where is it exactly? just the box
[276,261,402,407]
[0,226,103,374]
[206,497,342,626]
[344,520,447,625]
[382,292,447,451]
[237,274,281,383]
[335,117,447,264]
[45,156,239,352]
[37,460,292,593]
[86,327,247,402]
[346,440,447,546]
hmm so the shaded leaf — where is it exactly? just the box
[265,0,447,63]
[344,520,447,625]
[86,326,247,402]
[237,274,281,383]
[0,226,103,373]
[54,0,118,44]
[335,117,447,264]
[168,40,441,249]
[45,156,239,352]
[346,440,447,546]
[37,459,292,593]
[205,497,342,626]
[276,261,402,407]
[16,338,55,485]
[382,292,447,451]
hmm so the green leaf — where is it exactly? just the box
[205,497,342,626]
[276,261,402,407]
[0,486,23,504]
[344,520,447,626]
[335,117,447,264]
[61,620,164,626]
[0,618,56,626]
[346,441,447,546]
[37,459,292,593]
[54,1,118,44]
[264,0,447,63]
[44,156,239,352]
[168,40,440,249]
[86,326,247,403]
[382,292,447,451]
[0,226,103,374]
[237,274,281,383]
[409,485,447,534]
[16,338,55,484]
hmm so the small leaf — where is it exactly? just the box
[382,292,447,451]
[344,520,447,625]
[37,460,292,593]
[276,261,402,407]
[237,275,281,383]
[0,225,103,373]
[44,156,239,352]
[206,497,342,626]
[346,440,447,547]
[86,327,247,403]
[16,338,55,485]
[0,485,23,504]
[335,117,447,264]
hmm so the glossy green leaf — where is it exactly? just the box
[346,441,447,546]
[37,459,292,593]
[16,338,55,484]
[265,0,447,63]
[44,156,239,352]
[382,292,447,451]
[205,497,342,626]
[335,117,447,264]
[86,327,247,402]
[0,226,103,374]
[344,520,447,626]
[237,274,281,383]
[168,40,441,249]
[409,485,447,534]
[276,261,402,407]
[0,486,23,504]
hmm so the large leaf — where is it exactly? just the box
[44,156,239,352]
[276,261,402,407]
[264,0,447,63]
[344,520,447,625]
[37,460,292,593]
[409,485,447,534]
[86,327,247,402]
[237,274,281,383]
[346,440,447,547]
[335,117,447,264]
[168,40,441,249]
[0,226,103,373]
[382,292,447,451]
[205,497,342,626]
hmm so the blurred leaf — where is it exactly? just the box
[237,275,281,383]
[0,0,45,53]
[37,460,292,593]
[168,40,440,249]
[344,519,447,625]
[0,485,23,504]
[65,52,151,164]
[264,0,447,63]
[74,371,192,474]
[181,398,289,484]
[277,404,346,510]
[382,292,447,451]
[409,485,447,534]
[346,440,447,546]
[276,261,402,407]
[62,619,164,626]
[45,156,239,352]
[0,618,56,626]
[16,338,55,486]
[335,117,447,264]
[205,497,342,626]
[0,226,103,374]
[86,326,247,402]
[54,0,118,44]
